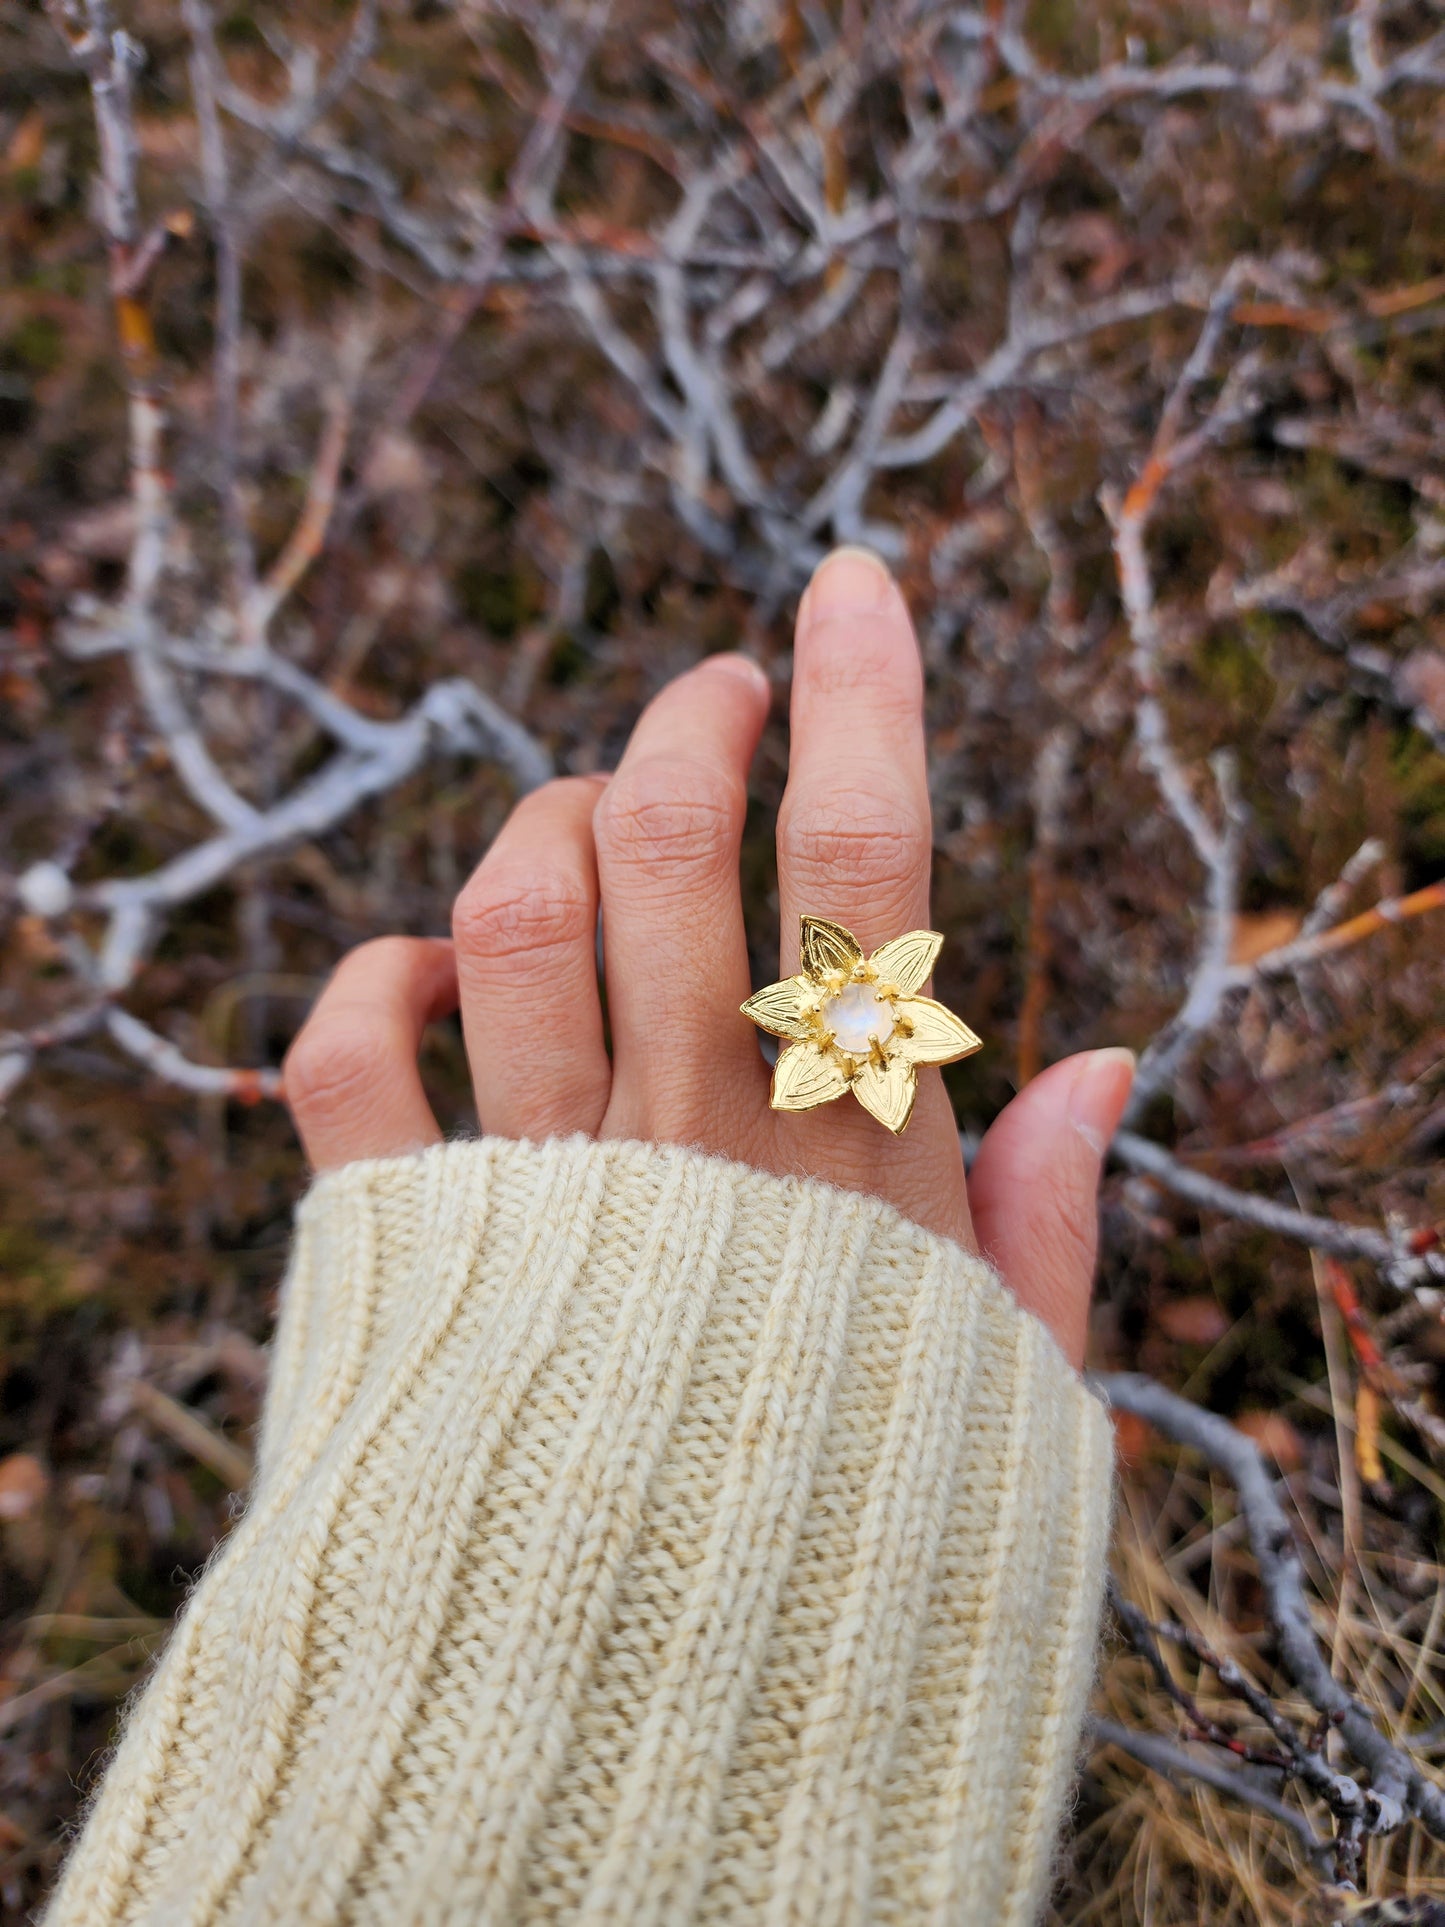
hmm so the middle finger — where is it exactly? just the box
[773,548,972,1240]
[776,548,932,952]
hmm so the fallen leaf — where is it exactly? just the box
[1235,1409,1307,1472]
[5,109,45,174]
[1112,1409,1153,1468]
[0,1454,48,1522]
[1051,212,1136,293]
[363,432,430,495]
[1229,909,1303,965]
[1155,1296,1232,1348]
[134,116,193,164]
[1260,1022,1306,1080]
[14,915,63,964]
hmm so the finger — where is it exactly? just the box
[283,936,457,1171]
[967,1049,1136,1370]
[452,775,611,1140]
[777,547,932,957]
[592,654,771,1141]
[771,548,969,1244]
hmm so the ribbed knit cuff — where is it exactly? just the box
[48,1135,1112,1927]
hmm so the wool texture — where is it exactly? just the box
[45,1134,1113,1926]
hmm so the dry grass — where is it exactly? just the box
[2,0,1445,1916]
[1055,1441,1445,1925]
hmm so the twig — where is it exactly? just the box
[1112,269,1265,1122]
[1234,879,1445,988]
[1112,1129,1445,1292]
[372,0,613,450]
[183,0,253,601]
[105,1010,280,1104]
[1017,724,1075,1086]
[0,1645,158,1737]
[1088,1717,1336,1872]
[1094,1373,1445,1838]
[126,1380,254,1491]
[244,369,358,641]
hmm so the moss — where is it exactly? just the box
[454,561,538,637]
[0,1227,69,1341]
[1391,728,1445,870]
[1196,626,1278,719]
[217,10,265,47]
[583,546,621,632]
[546,634,589,687]
[4,315,64,377]
[1297,449,1418,552]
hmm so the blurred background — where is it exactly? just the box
[1,0,1444,1919]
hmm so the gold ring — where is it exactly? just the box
[741,916,982,1136]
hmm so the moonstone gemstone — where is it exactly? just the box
[823,981,895,1053]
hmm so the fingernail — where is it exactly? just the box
[1066,1047,1136,1155]
[705,652,770,696]
[805,545,897,619]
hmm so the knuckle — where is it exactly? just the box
[452,866,595,968]
[283,1019,391,1125]
[594,758,742,877]
[778,789,930,901]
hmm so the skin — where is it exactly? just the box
[282,548,1135,1370]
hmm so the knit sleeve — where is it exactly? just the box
[45,1134,1113,1927]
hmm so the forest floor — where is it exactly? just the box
[2,0,1445,1920]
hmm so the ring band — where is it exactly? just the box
[741,916,982,1135]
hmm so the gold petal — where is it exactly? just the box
[851,1055,917,1135]
[770,1041,850,1113]
[799,915,863,979]
[740,976,814,1040]
[892,995,982,1066]
[867,929,943,996]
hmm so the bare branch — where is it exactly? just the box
[1112,1129,1445,1291]
[1094,1373,1445,1838]
[1109,271,1275,1122]
[106,1010,281,1103]
[1087,1717,1335,1872]
[1231,877,1445,989]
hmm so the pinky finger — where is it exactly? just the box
[283,936,458,1171]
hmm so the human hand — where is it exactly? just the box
[283,549,1134,1369]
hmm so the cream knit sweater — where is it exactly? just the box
[46,1134,1112,1926]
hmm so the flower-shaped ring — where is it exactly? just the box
[740,916,981,1136]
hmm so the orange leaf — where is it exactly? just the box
[1155,1296,1232,1348]
[1234,1410,1307,1473]
[5,109,44,174]
[1228,909,1303,965]
[1112,1409,1153,1469]
[0,1454,48,1522]
[1355,1382,1386,1487]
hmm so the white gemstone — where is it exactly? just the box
[823,982,894,1053]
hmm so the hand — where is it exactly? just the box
[283,549,1134,1369]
